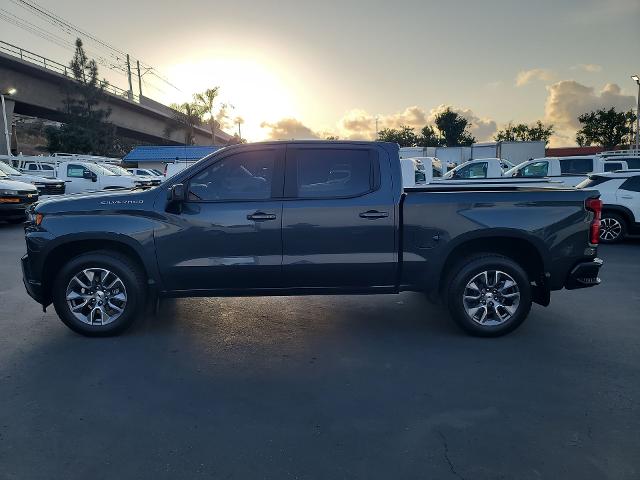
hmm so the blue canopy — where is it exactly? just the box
[123,145,221,163]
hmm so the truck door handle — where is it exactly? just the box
[359,210,389,219]
[620,195,633,199]
[247,211,277,221]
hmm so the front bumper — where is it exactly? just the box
[22,254,44,304]
[565,257,603,290]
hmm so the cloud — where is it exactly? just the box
[515,68,554,86]
[260,118,320,140]
[544,81,635,130]
[544,80,635,146]
[571,63,602,73]
[261,104,499,143]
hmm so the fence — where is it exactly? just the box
[0,40,139,103]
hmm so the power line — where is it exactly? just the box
[11,0,182,93]
[0,9,130,78]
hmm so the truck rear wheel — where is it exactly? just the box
[446,254,532,337]
[52,251,146,336]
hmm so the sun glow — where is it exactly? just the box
[159,58,298,141]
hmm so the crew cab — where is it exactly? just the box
[0,161,65,196]
[22,141,603,338]
[577,170,640,243]
[0,170,38,223]
[505,156,628,186]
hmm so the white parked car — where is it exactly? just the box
[100,164,161,186]
[505,156,628,187]
[577,170,640,243]
[127,168,163,177]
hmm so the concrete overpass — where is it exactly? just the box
[0,43,231,154]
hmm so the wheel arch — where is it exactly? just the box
[601,204,633,227]
[437,231,549,305]
[41,234,157,306]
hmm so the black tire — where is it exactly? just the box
[52,250,146,336]
[599,212,626,244]
[446,254,532,337]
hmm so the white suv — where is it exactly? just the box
[577,171,640,243]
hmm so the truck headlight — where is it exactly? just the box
[0,189,19,195]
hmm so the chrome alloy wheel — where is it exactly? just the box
[462,270,520,326]
[65,268,127,325]
[600,217,622,241]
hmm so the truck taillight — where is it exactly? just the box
[585,197,602,245]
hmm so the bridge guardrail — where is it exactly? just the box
[0,40,139,103]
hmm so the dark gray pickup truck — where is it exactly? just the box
[22,141,603,337]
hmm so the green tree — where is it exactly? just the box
[377,125,418,147]
[434,108,475,146]
[169,102,203,145]
[45,38,115,154]
[575,107,636,149]
[495,120,554,145]
[416,125,442,146]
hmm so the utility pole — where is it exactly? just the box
[375,116,379,138]
[136,60,143,98]
[126,54,134,101]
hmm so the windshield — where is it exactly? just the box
[90,164,117,176]
[0,162,22,176]
[102,164,132,176]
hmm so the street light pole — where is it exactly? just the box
[632,75,640,153]
[1,88,16,156]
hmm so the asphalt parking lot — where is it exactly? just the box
[0,222,639,479]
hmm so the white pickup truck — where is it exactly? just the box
[504,156,628,186]
[48,161,151,194]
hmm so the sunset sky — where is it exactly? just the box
[2,0,639,145]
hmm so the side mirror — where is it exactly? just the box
[83,170,97,181]
[168,183,186,202]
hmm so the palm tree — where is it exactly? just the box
[169,102,202,145]
[193,87,220,145]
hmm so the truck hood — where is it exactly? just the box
[34,188,155,214]
[9,173,63,185]
[0,177,38,192]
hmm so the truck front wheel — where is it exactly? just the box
[52,251,146,336]
[446,254,532,337]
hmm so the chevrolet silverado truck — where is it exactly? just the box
[22,141,603,337]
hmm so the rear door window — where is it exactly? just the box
[616,158,640,169]
[620,176,640,192]
[292,149,375,198]
[604,162,624,172]
[559,158,592,175]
